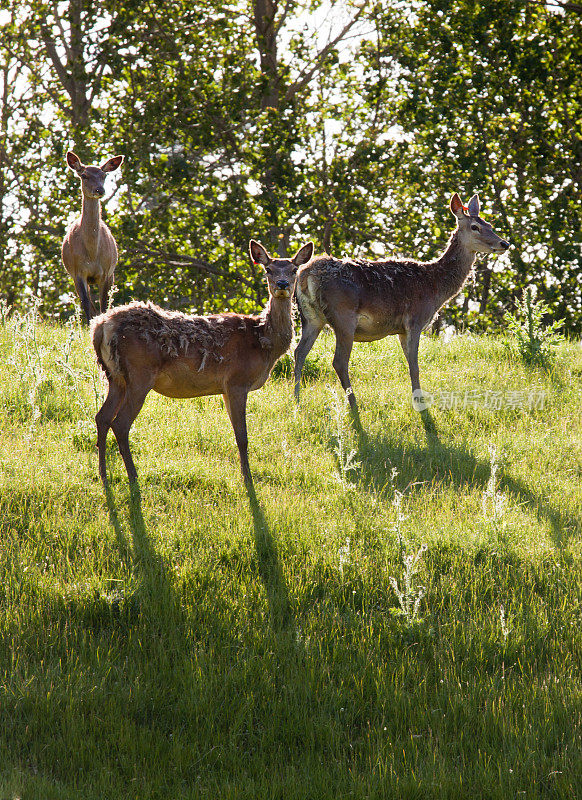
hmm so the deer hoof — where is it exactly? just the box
[411,390,432,412]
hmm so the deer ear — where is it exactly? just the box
[292,242,314,267]
[467,194,480,217]
[66,151,84,174]
[101,155,124,173]
[450,193,465,219]
[249,239,270,266]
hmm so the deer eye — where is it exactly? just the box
[471,224,480,232]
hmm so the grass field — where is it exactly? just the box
[0,308,580,799]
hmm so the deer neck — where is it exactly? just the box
[259,294,294,361]
[432,230,476,307]
[80,193,102,256]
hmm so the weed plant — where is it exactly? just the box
[505,285,564,368]
[326,387,361,488]
[482,444,508,528]
[388,489,427,627]
[271,350,328,382]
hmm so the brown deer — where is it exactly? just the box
[294,193,510,411]
[91,239,314,486]
[62,151,124,323]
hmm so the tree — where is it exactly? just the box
[2,0,579,335]
[7,0,377,315]
[366,0,582,332]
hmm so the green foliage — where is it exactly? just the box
[0,0,580,333]
[270,351,328,382]
[367,0,582,333]
[505,286,564,367]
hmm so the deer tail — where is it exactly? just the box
[90,316,125,387]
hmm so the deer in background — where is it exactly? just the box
[62,151,124,323]
[91,239,313,487]
[294,193,510,411]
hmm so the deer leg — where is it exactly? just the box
[294,320,323,401]
[99,274,113,314]
[223,387,252,485]
[109,382,152,483]
[331,324,358,411]
[96,380,126,485]
[74,276,96,324]
[399,328,425,409]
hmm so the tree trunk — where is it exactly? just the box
[254,0,279,111]
[479,264,492,315]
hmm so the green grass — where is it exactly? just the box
[0,313,581,799]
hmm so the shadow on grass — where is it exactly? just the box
[104,473,294,635]
[105,472,295,631]
[352,409,577,550]
[245,481,294,633]
[104,480,186,636]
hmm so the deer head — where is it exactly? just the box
[450,193,510,255]
[249,240,313,298]
[66,151,124,200]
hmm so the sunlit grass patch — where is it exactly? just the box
[0,316,580,799]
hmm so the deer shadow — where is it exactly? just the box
[103,481,189,640]
[245,481,294,633]
[352,409,577,550]
[105,475,294,637]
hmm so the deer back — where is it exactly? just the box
[298,255,441,331]
[92,302,288,397]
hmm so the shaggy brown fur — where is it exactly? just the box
[294,194,509,410]
[95,301,241,378]
[92,240,313,487]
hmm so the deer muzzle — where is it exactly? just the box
[275,279,291,297]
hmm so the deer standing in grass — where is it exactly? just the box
[91,239,313,487]
[294,193,510,411]
[62,151,124,323]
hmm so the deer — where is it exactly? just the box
[294,193,510,412]
[62,150,124,323]
[91,239,314,487]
